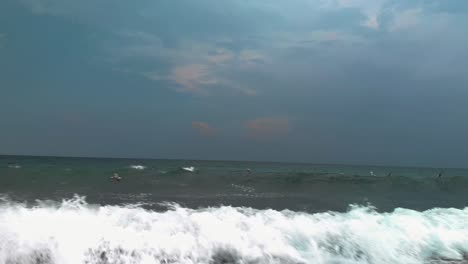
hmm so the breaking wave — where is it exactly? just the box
[1,196,468,264]
[129,165,146,170]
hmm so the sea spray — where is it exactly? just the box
[1,196,468,264]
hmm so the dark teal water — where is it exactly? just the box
[1,155,466,212]
[2,155,468,263]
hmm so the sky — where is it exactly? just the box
[1,0,468,167]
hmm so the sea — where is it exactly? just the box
[0,155,467,264]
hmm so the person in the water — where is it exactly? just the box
[110,173,122,183]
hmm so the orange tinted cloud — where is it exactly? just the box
[171,64,217,93]
[192,121,218,136]
[245,117,290,139]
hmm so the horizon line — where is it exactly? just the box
[0,153,460,171]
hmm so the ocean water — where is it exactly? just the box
[1,155,467,264]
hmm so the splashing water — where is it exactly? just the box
[129,165,146,170]
[0,196,468,264]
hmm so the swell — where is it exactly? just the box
[2,163,467,213]
[1,168,467,187]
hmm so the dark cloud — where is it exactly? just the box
[0,0,467,167]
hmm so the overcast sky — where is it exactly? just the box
[1,0,467,167]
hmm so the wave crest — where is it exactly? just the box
[1,197,468,264]
[129,165,146,170]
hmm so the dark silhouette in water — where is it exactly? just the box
[110,173,122,183]
[436,169,444,179]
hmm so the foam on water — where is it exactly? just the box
[0,195,468,264]
[230,184,255,193]
[129,165,146,170]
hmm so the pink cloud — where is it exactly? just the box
[245,117,291,140]
[170,64,218,93]
[192,121,218,136]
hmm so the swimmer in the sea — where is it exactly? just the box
[110,173,122,183]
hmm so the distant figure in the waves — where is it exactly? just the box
[437,172,443,179]
[7,162,21,169]
[387,172,392,177]
[110,173,122,183]
[246,168,251,175]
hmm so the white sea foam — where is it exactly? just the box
[230,184,255,193]
[129,165,146,170]
[182,166,195,172]
[0,196,468,264]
